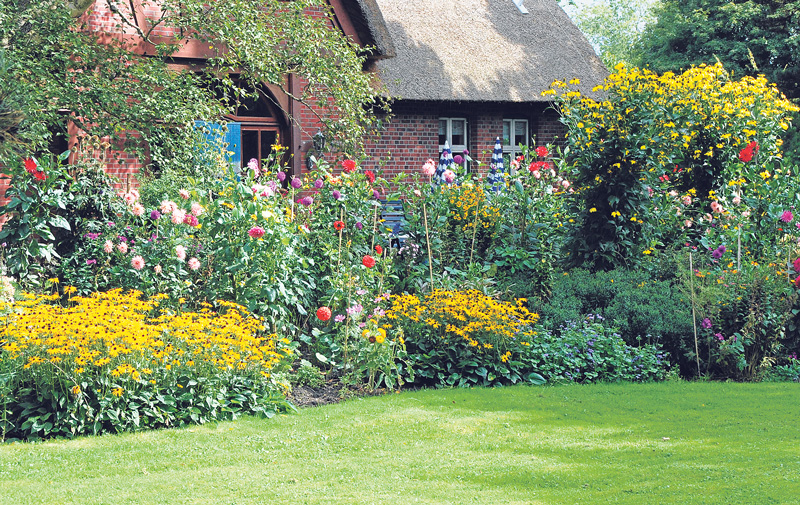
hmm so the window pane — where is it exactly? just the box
[261,130,277,163]
[451,119,465,146]
[241,130,258,169]
[502,120,511,146]
[438,119,448,146]
[514,120,528,146]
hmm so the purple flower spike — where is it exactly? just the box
[314,179,324,189]
[453,155,464,164]
[277,171,286,182]
[355,222,363,230]
[332,190,342,200]
[290,178,302,189]
[150,210,161,220]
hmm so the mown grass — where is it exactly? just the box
[1,382,799,505]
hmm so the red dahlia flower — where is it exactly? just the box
[535,146,549,158]
[364,170,375,184]
[342,159,356,174]
[334,220,345,231]
[362,255,376,268]
[24,158,37,174]
[316,306,332,321]
[375,245,383,255]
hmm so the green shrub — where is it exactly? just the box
[532,268,693,370]
[519,317,670,383]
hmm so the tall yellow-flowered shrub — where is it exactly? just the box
[550,63,799,269]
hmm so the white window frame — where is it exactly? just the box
[438,117,468,152]
[439,117,469,170]
[503,119,529,174]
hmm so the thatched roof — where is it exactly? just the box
[342,0,396,60]
[373,0,608,102]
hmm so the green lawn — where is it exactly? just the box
[1,382,799,504]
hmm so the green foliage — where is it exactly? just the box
[0,0,385,165]
[532,267,692,367]
[0,153,123,287]
[637,0,800,101]
[2,373,292,442]
[551,64,799,270]
[680,259,795,380]
[562,0,660,68]
[521,317,670,383]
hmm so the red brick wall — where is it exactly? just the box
[361,100,566,192]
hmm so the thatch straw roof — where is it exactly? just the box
[343,0,396,60]
[372,0,608,102]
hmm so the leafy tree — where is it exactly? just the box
[636,0,800,164]
[637,0,800,101]
[0,0,384,168]
[560,0,660,68]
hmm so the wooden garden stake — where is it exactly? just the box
[469,199,481,265]
[423,202,435,290]
[371,204,379,252]
[337,208,344,272]
[689,252,701,378]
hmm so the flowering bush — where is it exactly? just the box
[385,289,544,387]
[0,289,293,441]
[550,64,799,269]
[0,150,124,287]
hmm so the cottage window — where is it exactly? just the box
[502,119,529,172]
[439,117,468,153]
[197,84,287,174]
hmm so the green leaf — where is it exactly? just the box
[49,215,71,230]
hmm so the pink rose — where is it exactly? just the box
[188,257,201,271]
[443,170,455,183]
[175,245,187,261]
[179,189,190,200]
[191,202,204,217]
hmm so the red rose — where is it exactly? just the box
[334,220,345,231]
[535,146,549,158]
[364,170,375,184]
[375,245,383,255]
[362,255,376,268]
[342,159,356,174]
[316,306,332,321]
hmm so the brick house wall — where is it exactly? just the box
[361,100,566,191]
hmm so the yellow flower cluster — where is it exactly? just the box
[553,63,798,174]
[442,185,501,233]
[1,290,292,381]
[386,290,538,351]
